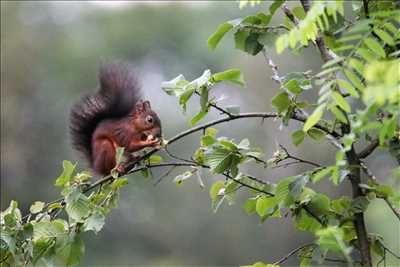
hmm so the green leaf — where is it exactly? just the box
[294,209,321,233]
[275,176,296,207]
[348,58,364,75]
[148,155,162,164]
[204,148,236,174]
[344,69,364,92]
[308,193,330,215]
[256,195,278,217]
[211,69,245,86]
[208,19,242,50]
[269,0,284,15]
[55,161,76,187]
[276,35,288,54]
[161,74,188,96]
[271,92,290,113]
[288,175,309,199]
[199,86,209,112]
[201,135,216,147]
[364,37,386,58]
[329,105,348,124]
[174,171,194,185]
[235,30,264,55]
[65,191,91,222]
[179,84,196,112]
[337,79,359,98]
[331,91,351,112]
[30,201,45,214]
[243,198,257,215]
[209,180,225,201]
[191,111,208,126]
[257,31,279,48]
[316,226,352,258]
[33,220,67,241]
[311,167,334,183]
[373,28,395,46]
[238,138,250,150]
[32,238,55,265]
[83,212,105,233]
[303,104,325,132]
[57,235,85,267]
[283,79,302,94]
[307,128,326,142]
[292,130,305,146]
[111,178,129,191]
[205,127,218,138]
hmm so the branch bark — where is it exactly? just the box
[358,139,379,159]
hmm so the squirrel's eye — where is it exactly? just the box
[146,115,153,124]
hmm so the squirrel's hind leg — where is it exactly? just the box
[92,138,116,176]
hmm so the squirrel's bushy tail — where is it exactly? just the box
[70,62,141,163]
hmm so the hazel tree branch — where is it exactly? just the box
[358,139,379,159]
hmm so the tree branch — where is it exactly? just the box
[358,139,379,159]
[273,243,315,265]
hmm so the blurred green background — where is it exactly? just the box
[1,1,398,266]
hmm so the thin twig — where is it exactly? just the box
[279,144,322,168]
[273,243,315,265]
[384,198,400,221]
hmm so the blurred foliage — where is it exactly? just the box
[1,1,399,266]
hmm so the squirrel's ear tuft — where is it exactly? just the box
[135,100,144,113]
[143,100,151,110]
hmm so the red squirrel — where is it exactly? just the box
[70,63,162,176]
